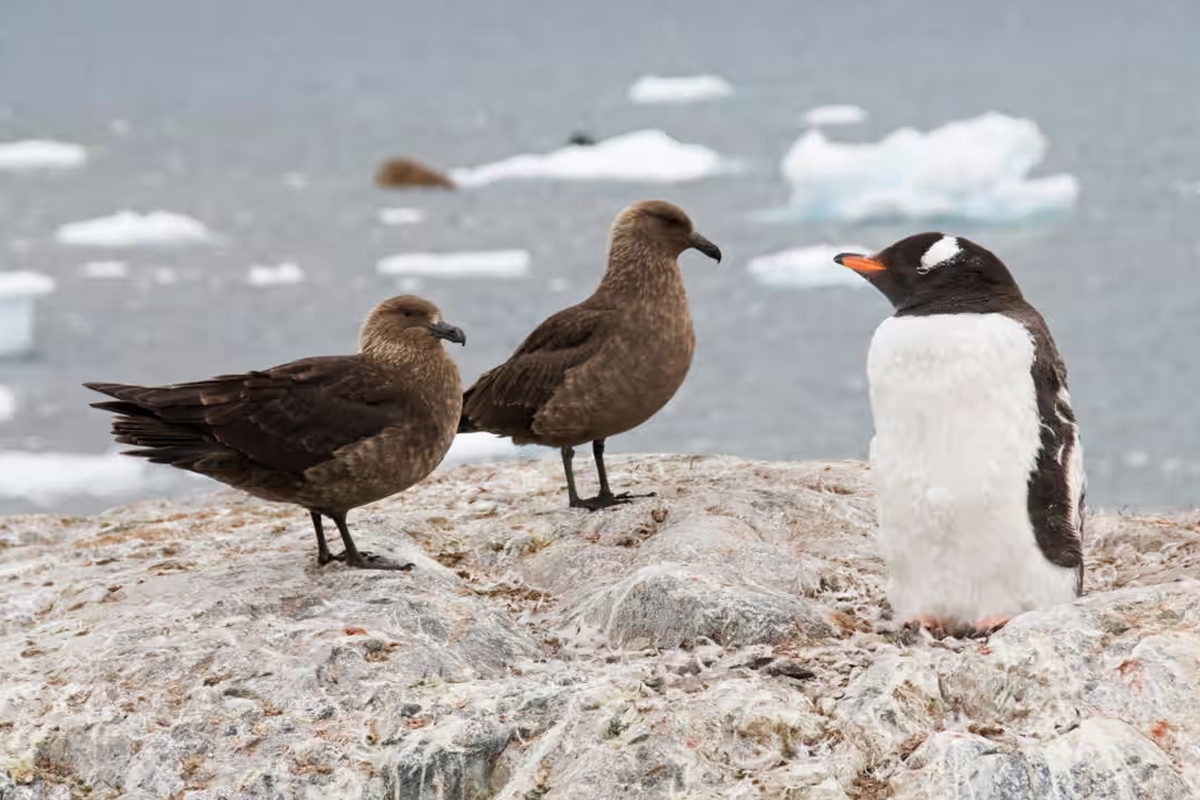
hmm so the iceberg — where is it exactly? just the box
[377,250,530,279]
[0,272,56,358]
[0,140,87,171]
[0,450,172,507]
[628,75,733,104]
[747,245,873,290]
[779,112,1079,223]
[247,261,304,287]
[451,130,726,186]
[378,207,425,225]
[443,433,532,465]
[56,211,213,247]
[802,105,867,126]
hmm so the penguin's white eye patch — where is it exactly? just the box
[919,236,961,273]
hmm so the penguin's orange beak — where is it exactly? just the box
[834,253,886,273]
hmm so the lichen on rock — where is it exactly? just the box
[0,455,1197,798]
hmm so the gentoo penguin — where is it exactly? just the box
[459,200,721,510]
[835,234,1084,637]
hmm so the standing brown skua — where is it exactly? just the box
[459,200,721,510]
[85,295,466,570]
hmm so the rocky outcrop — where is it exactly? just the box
[0,455,1197,799]
[374,157,455,189]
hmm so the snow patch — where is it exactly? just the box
[747,245,872,290]
[451,130,725,186]
[803,105,867,126]
[779,112,1079,223]
[56,211,213,247]
[443,433,532,466]
[247,262,304,287]
[0,386,15,422]
[0,451,171,506]
[378,207,425,225]
[628,75,733,104]
[0,140,87,171]
[81,261,129,279]
[377,250,530,279]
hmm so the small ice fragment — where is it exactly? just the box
[152,267,177,285]
[747,245,872,290]
[0,140,87,171]
[0,386,16,422]
[56,211,213,247]
[81,260,129,279]
[443,433,532,465]
[802,105,868,126]
[246,261,304,287]
[1124,451,1150,469]
[628,74,734,104]
[378,207,425,225]
[377,250,531,279]
[282,172,309,189]
[451,130,726,186]
[0,272,56,358]
[548,277,569,292]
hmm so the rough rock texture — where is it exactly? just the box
[1,455,1197,799]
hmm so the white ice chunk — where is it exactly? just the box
[56,211,213,247]
[80,260,129,279]
[779,112,1079,223]
[378,207,425,225]
[0,140,87,171]
[747,245,872,290]
[803,104,868,126]
[442,433,533,466]
[451,130,725,186]
[377,250,530,279]
[246,261,304,287]
[0,451,172,506]
[0,272,56,358]
[152,267,177,285]
[628,74,733,104]
[0,386,15,422]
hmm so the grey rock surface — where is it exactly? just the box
[0,455,1197,799]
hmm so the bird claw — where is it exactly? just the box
[320,550,414,571]
[903,614,1013,640]
[571,490,655,511]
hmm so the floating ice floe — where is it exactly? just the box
[0,450,171,506]
[0,386,15,422]
[80,260,129,279]
[779,112,1079,223]
[802,104,867,127]
[442,433,533,466]
[0,140,87,171]
[0,272,56,358]
[628,74,734,104]
[377,250,530,279]
[747,245,873,290]
[378,207,425,225]
[247,261,304,287]
[56,210,213,248]
[451,130,726,186]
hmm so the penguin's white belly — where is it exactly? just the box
[867,313,1078,627]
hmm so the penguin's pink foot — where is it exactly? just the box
[905,615,951,639]
[968,614,1014,638]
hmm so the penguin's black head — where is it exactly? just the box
[834,233,1024,315]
